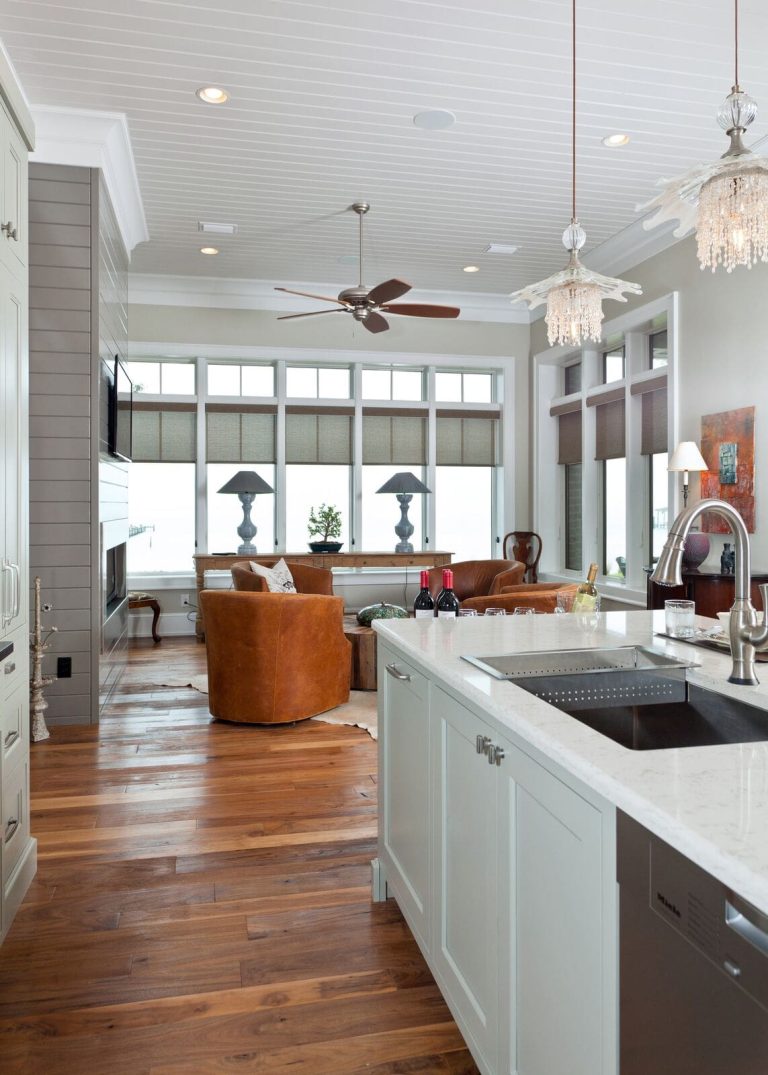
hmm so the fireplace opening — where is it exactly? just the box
[105,542,127,617]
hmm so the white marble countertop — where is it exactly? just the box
[374,610,768,915]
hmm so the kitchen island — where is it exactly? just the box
[372,610,768,1075]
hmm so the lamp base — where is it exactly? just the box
[237,541,257,555]
[395,541,414,554]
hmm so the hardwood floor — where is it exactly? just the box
[0,637,478,1074]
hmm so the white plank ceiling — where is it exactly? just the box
[3,0,768,293]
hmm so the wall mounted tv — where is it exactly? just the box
[101,356,133,461]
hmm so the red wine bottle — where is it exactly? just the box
[414,570,435,619]
[436,568,459,619]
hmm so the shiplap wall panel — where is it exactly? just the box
[28,162,94,724]
[97,172,130,713]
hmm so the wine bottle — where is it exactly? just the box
[571,562,599,612]
[414,570,436,619]
[436,568,460,619]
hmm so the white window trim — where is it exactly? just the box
[533,293,678,606]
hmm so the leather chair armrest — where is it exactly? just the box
[488,563,526,594]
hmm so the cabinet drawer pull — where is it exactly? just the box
[386,662,411,682]
[4,817,19,843]
[476,734,492,755]
[4,661,16,675]
[1,221,17,241]
[493,746,506,766]
[4,730,19,749]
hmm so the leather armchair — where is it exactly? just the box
[200,591,350,724]
[231,560,334,595]
[460,582,579,614]
[427,560,525,602]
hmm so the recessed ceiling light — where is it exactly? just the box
[413,109,456,131]
[602,133,630,147]
[463,265,480,273]
[196,86,229,105]
[200,246,219,255]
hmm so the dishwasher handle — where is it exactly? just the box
[726,891,768,958]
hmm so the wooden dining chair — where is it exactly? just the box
[502,531,543,584]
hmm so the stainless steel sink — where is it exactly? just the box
[462,645,768,749]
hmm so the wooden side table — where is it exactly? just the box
[128,591,162,644]
[343,620,377,691]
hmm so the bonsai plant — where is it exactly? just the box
[308,503,343,553]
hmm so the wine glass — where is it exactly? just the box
[483,608,506,616]
[458,609,478,617]
[513,607,535,616]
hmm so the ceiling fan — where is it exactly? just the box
[275,202,460,333]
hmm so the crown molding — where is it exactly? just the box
[127,272,529,323]
[30,105,148,256]
[0,40,33,149]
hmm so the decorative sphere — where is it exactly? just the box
[717,89,758,132]
[562,221,587,252]
[356,602,409,627]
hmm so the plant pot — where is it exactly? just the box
[308,541,343,553]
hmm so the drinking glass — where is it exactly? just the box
[484,607,507,616]
[513,607,535,615]
[555,590,576,614]
[458,609,478,617]
[665,599,695,638]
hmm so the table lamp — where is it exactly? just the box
[376,471,431,553]
[668,442,708,507]
[217,470,274,554]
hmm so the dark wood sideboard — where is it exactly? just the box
[646,569,768,617]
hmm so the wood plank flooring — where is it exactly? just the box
[0,638,478,1074]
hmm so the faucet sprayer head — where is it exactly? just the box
[650,531,686,587]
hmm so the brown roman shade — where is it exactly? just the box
[558,409,582,465]
[132,402,196,462]
[640,388,668,456]
[206,405,276,463]
[594,398,626,461]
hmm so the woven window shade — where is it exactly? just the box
[558,409,582,465]
[363,415,426,465]
[206,410,275,463]
[132,405,196,462]
[594,399,626,461]
[565,463,582,571]
[640,388,668,456]
[286,413,352,464]
[436,416,498,466]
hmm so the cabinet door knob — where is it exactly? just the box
[1,221,17,240]
[494,746,506,766]
[386,662,411,682]
[4,661,15,674]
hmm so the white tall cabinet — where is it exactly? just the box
[0,75,35,944]
[376,641,618,1075]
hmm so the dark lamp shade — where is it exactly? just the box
[375,471,431,495]
[217,470,274,495]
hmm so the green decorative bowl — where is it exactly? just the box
[356,602,409,627]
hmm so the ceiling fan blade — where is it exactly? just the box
[381,303,460,319]
[367,278,412,305]
[363,311,389,334]
[275,286,346,305]
[277,309,347,321]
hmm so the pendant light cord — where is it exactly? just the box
[734,0,739,88]
[572,0,576,221]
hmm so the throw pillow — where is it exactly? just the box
[249,558,297,593]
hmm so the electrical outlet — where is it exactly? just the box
[57,656,72,679]
[180,593,189,607]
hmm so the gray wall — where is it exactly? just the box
[28,164,129,724]
[28,163,94,724]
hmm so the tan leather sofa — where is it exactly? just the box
[200,590,350,724]
[231,560,333,595]
[427,559,526,603]
[460,582,580,614]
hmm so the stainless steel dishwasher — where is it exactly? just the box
[618,811,768,1074]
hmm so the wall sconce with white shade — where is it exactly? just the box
[668,442,708,507]
[375,471,431,553]
[217,470,274,554]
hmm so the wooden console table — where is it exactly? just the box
[193,551,453,641]
[646,568,768,618]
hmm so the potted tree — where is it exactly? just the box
[308,504,343,553]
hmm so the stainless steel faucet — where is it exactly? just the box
[651,498,768,685]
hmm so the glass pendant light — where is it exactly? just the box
[511,0,641,346]
[640,0,768,273]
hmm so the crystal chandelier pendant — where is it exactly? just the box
[640,3,768,273]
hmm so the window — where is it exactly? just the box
[563,362,581,394]
[208,363,275,396]
[126,360,195,395]
[362,367,423,401]
[128,463,196,573]
[650,453,668,562]
[602,458,626,578]
[286,366,350,399]
[207,463,276,555]
[435,370,493,403]
[602,345,625,383]
[649,330,668,369]
[362,411,427,550]
[435,468,492,560]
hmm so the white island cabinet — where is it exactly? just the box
[376,637,617,1075]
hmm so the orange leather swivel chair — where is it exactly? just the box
[460,582,579,614]
[502,531,543,584]
[231,560,333,595]
[200,591,350,724]
[427,560,525,602]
